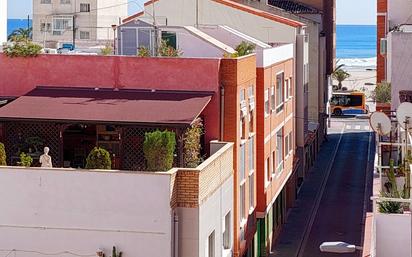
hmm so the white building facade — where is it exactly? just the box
[32,0,127,47]
[0,0,7,43]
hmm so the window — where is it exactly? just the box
[285,134,290,157]
[264,89,270,116]
[272,151,276,175]
[208,231,215,257]
[52,15,73,34]
[276,129,284,173]
[288,132,293,155]
[248,86,254,133]
[41,0,51,4]
[161,31,177,49]
[79,31,90,39]
[240,143,245,182]
[240,89,247,139]
[60,0,71,4]
[138,28,152,49]
[265,157,270,184]
[80,3,91,12]
[248,137,254,171]
[223,212,231,249]
[288,77,292,99]
[249,109,254,134]
[40,23,51,32]
[276,72,284,112]
[240,183,246,221]
[249,171,254,209]
[271,86,276,111]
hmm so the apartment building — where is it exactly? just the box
[32,0,127,47]
[0,0,6,43]
[377,0,412,108]
[117,15,299,256]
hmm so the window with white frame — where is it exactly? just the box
[41,0,51,4]
[60,0,71,4]
[271,86,276,111]
[40,23,51,32]
[240,143,245,181]
[223,212,231,249]
[52,15,73,34]
[249,137,254,171]
[240,182,246,221]
[276,72,284,112]
[248,86,254,133]
[80,3,91,12]
[240,89,247,139]
[288,77,292,99]
[285,79,290,100]
[272,151,276,175]
[79,31,90,39]
[265,157,270,184]
[288,132,293,155]
[264,89,270,116]
[276,129,284,173]
[208,231,215,257]
[249,171,254,209]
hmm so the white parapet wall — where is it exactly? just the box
[0,0,7,43]
[375,213,411,257]
[0,167,173,257]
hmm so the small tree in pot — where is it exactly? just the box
[183,119,204,168]
[85,147,112,170]
[143,130,176,171]
[373,81,391,112]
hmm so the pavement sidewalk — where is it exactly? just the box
[270,132,342,257]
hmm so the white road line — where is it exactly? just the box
[364,125,370,131]
[355,125,361,130]
[346,125,351,130]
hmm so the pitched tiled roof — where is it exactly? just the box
[267,0,320,14]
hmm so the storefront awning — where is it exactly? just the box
[0,87,213,126]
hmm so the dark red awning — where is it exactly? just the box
[0,87,213,126]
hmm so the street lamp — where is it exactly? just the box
[320,242,363,253]
[111,24,117,55]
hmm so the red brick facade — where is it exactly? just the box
[377,0,387,83]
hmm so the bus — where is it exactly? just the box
[330,91,367,116]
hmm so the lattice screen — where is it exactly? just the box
[3,122,61,167]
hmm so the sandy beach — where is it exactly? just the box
[333,58,377,112]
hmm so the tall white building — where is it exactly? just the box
[33,0,128,47]
[0,0,7,43]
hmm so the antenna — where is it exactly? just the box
[370,111,391,136]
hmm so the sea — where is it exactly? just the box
[336,24,377,68]
[7,20,376,67]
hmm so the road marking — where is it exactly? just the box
[364,125,370,131]
[296,125,345,257]
[346,125,351,130]
[355,125,361,130]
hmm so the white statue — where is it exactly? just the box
[39,147,53,168]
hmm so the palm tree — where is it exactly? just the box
[8,27,33,41]
[332,68,350,90]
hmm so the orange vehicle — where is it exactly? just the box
[330,91,367,116]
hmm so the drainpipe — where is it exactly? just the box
[220,85,225,141]
[173,213,179,257]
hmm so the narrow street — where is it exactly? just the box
[272,117,375,257]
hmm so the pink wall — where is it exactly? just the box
[0,54,222,143]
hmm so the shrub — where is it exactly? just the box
[3,37,42,58]
[183,119,204,168]
[85,147,112,170]
[143,130,176,171]
[100,44,113,56]
[137,46,151,57]
[234,41,256,57]
[374,81,391,103]
[18,152,33,167]
[0,143,7,166]
[158,40,182,57]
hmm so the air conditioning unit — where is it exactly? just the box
[380,38,387,55]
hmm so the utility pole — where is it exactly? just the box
[195,0,199,27]
[152,0,161,56]
[72,15,76,49]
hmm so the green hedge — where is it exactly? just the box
[0,143,6,166]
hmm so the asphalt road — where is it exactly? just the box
[272,117,375,257]
[300,118,374,257]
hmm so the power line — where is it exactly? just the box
[0,249,96,257]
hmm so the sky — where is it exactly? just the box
[8,0,377,25]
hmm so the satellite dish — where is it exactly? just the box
[396,102,412,129]
[370,111,391,135]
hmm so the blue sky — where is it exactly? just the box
[8,0,377,25]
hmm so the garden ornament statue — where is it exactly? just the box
[40,147,52,168]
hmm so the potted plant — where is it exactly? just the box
[183,119,204,168]
[85,147,112,170]
[373,81,391,112]
[18,152,33,167]
[143,130,176,171]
